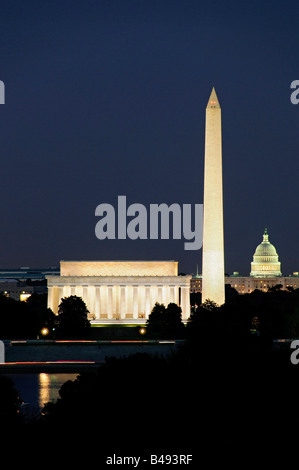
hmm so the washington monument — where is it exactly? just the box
[201,87,225,306]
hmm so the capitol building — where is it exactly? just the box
[191,229,298,296]
[249,228,282,278]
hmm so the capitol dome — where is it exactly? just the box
[250,228,282,278]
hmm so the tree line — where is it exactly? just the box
[0,287,299,340]
[1,287,299,455]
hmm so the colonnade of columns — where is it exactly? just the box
[48,282,191,320]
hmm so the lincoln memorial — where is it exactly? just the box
[46,260,191,323]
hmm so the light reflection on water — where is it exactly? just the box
[7,373,78,412]
[38,373,78,409]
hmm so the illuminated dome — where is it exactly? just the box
[250,228,282,278]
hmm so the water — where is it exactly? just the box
[5,373,79,418]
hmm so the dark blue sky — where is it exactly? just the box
[0,0,298,276]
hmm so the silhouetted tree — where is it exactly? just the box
[31,287,299,457]
[0,376,23,425]
[186,288,299,346]
[26,293,56,337]
[190,292,201,307]
[186,298,224,342]
[146,302,166,337]
[202,299,219,310]
[39,353,193,449]
[225,283,239,300]
[164,302,185,337]
[0,293,50,338]
[146,302,185,338]
[268,284,283,292]
[56,295,91,338]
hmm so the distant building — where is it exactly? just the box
[192,229,298,297]
[46,260,191,323]
[190,266,202,293]
[250,228,282,277]
[0,267,58,301]
[0,266,59,281]
[0,280,45,301]
[225,272,298,294]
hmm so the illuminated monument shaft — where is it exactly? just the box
[202,88,225,305]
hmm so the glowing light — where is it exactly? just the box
[20,293,31,302]
[39,373,51,409]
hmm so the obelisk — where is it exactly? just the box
[201,87,225,305]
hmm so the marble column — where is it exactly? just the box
[95,287,101,319]
[133,286,139,319]
[101,286,108,318]
[163,286,170,306]
[88,286,96,317]
[120,286,126,319]
[58,286,64,309]
[64,286,71,297]
[180,286,190,320]
[47,286,53,311]
[75,285,83,299]
[158,286,163,304]
[107,286,113,319]
[170,286,175,304]
[145,286,151,317]
[83,286,88,312]
[138,286,145,318]
[52,286,59,314]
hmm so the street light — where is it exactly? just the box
[41,327,49,337]
[139,327,146,343]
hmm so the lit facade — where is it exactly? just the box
[202,88,225,306]
[191,273,298,296]
[226,273,298,294]
[0,280,45,301]
[192,229,297,296]
[46,261,191,323]
[250,228,282,277]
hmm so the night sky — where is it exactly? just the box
[0,0,298,276]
